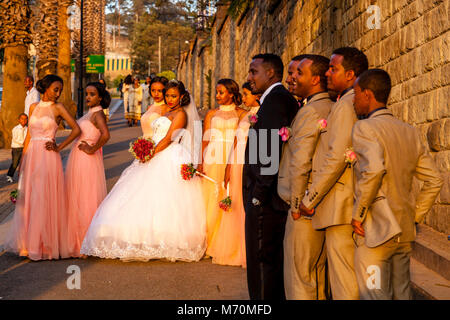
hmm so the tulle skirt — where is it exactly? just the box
[65,144,107,256]
[80,143,207,262]
[3,140,79,260]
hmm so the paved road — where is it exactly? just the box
[0,100,248,300]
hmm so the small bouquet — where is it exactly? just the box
[129,136,156,163]
[219,184,232,212]
[181,163,217,184]
[278,126,292,142]
[344,147,357,166]
[318,118,327,130]
[248,114,258,127]
[10,189,18,204]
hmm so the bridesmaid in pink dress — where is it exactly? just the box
[65,82,111,255]
[3,74,81,261]
[212,82,261,267]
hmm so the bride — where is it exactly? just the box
[81,80,206,262]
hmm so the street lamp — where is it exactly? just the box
[77,0,84,118]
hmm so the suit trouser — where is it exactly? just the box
[245,200,287,300]
[7,148,23,177]
[354,235,412,300]
[325,224,359,299]
[283,214,327,299]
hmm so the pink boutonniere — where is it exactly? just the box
[248,114,258,127]
[344,147,357,166]
[318,118,327,130]
[278,126,292,142]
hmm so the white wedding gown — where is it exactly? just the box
[81,111,206,262]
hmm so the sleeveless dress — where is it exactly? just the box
[207,106,259,267]
[3,101,78,260]
[65,106,107,254]
[80,110,206,262]
[202,105,239,254]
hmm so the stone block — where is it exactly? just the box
[427,119,448,151]
[430,3,447,40]
[424,204,450,235]
[434,150,450,173]
[437,172,450,204]
[437,87,450,118]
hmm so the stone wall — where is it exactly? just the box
[177,0,450,234]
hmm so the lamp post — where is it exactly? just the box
[77,0,84,118]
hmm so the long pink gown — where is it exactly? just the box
[207,106,259,267]
[65,106,107,254]
[4,101,78,260]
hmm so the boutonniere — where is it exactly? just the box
[318,118,327,130]
[278,126,292,142]
[248,114,258,127]
[344,147,357,166]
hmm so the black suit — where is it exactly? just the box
[243,84,298,300]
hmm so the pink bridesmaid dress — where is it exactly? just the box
[4,101,78,260]
[208,106,259,267]
[65,106,107,252]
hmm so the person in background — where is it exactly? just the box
[24,75,40,116]
[285,55,308,108]
[122,75,132,124]
[141,76,151,114]
[6,113,28,183]
[98,79,109,122]
[118,79,124,99]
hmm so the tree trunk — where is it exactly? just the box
[57,0,77,117]
[36,0,59,79]
[0,45,29,148]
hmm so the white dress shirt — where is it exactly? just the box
[11,124,28,148]
[25,87,40,116]
[259,82,282,105]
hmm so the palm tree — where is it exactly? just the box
[35,0,59,79]
[0,0,32,148]
[57,0,77,117]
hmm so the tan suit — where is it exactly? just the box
[278,92,333,300]
[352,108,443,300]
[301,88,359,299]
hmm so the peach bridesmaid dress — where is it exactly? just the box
[207,106,259,267]
[65,106,107,253]
[4,101,77,260]
[203,104,239,256]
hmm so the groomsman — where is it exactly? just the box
[285,55,307,106]
[244,53,298,300]
[278,54,333,299]
[351,69,443,299]
[299,47,368,299]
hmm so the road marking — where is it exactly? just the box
[0,259,30,276]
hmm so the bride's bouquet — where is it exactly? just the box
[181,163,216,184]
[129,137,156,163]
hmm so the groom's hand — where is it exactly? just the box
[299,202,314,217]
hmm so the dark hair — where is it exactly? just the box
[217,78,242,105]
[164,79,190,107]
[357,69,392,104]
[124,74,133,85]
[252,53,284,79]
[301,54,330,90]
[242,81,252,91]
[292,54,308,62]
[332,47,369,77]
[25,75,34,83]
[36,74,63,94]
[150,76,168,88]
[18,113,28,119]
[86,81,112,109]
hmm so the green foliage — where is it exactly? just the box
[113,74,125,88]
[157,70,176,80]
[227,0,254,20]
[205,69,212,109]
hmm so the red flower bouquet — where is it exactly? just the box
[10,189,18,204]
[129,137,156,163]
[181,163,197,180]
[219,196,232,211]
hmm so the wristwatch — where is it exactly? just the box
[252,198,261,206]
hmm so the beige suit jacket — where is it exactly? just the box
[352,108,443,247]
[278,92,333,212]
[302,88,357,229]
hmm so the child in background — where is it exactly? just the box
[6,113,28,183]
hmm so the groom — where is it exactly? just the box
[243,54,298,300]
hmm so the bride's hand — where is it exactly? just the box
[196,164,204,174]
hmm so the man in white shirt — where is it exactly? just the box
[7,113,28,182]
[24,76,40,116]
